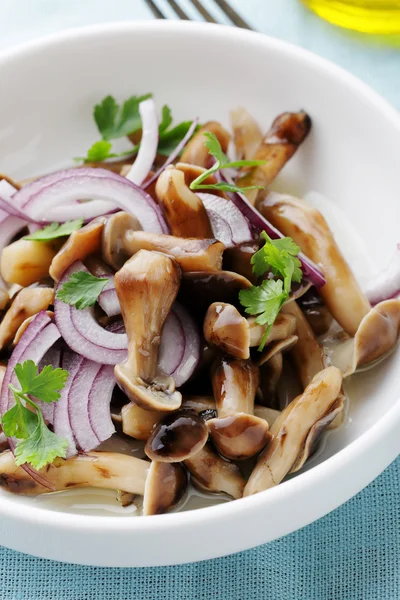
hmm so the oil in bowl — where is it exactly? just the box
[302,0,400,33]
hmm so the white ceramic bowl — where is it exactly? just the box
[0,21,399,567]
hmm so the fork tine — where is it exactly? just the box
[213,0,252,29]
[144,0,167,18]
[188,0,217,23]
[166,0,190,19]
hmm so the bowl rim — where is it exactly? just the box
[0,19,400,538]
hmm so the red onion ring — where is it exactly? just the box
[125,99,159,186]
[143,118,199,189]
[87,365,116,443]
[169,303,201,387]
[68,359,103,452]
[196,192,253,248]
[158,310,185,375]
[37,347,61,424]
[53,351,80,457]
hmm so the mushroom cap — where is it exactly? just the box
[207,413,271,460]
[121,402,162,441]
[204,302,250,360]
[143,461,187,516]
[257,334,298,366]
[145,411,208,463]
[115,371,182,412]
[102,211,142,270]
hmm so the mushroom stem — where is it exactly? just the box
[114,250,182,411]
[244,366,343,496]
[180,121,231,168]
[207,357,271,460]
[258,192,371,336]
[230,107,263,161]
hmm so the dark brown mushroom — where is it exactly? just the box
[207,357,271,460]
[298,288,333,336]
[183,444,245,499]
[50,217,106,281]
[145,411,208,462]
[236,111,312,204]
[180,121,231,167]
[223,243,259,283]
[114,250,182,411]
[155,167,213,238]
[257,335,299,366]
[259,353,283,408]
[143,461,187,515]
[244,366,343,496]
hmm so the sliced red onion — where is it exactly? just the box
[366,244,400,305]
[196,192,253,248]
[125,99,158,186]
[88,365,116,443]
[47,200,117,222]
[158,310,185,375]
[53,351,80,457]
[169,303,201,387]
[68,359,103,452]
[12,168,168,233]
[55,262,128,365]
[36,347,61,424]
[143,118,199,189]
[218,172,326,288]
[98,276,121,317]
[0,178,18,200]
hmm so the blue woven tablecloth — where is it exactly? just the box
[1,1,400,598]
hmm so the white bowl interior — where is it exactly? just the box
[0,22,399,565]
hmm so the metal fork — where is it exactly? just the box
[144,0,252,30]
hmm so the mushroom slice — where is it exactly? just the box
[298,289,333,337]
[281,301,326,388]
[204,303,250,360]
[223,243,259,283]
[179,270,252,316]
[244,366,343,496]
[184,444,245,499]
[101,211,142,270]
[257,335,298,366]
[325,299,400,377]
[248,312,297,348]
[180,121,231,167]
[230,107,263,161]
[145,411,208,462]
[0,450,187,515]
[50,217,106,281]
[0,287,54,350]
[289,394,345,473]
[259,353,283,408]
[121,231,224,272]
[114,250,182,411]
[208,357,271,460]
[236,111,312,204]
[1,239,62,287]
[258,193,371,336]
[143,462,187,516]
[155,167,213,238]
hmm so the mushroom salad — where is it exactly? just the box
[0,94,399,516]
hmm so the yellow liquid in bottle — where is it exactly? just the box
[301,0,400,33]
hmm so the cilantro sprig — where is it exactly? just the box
[24,219,84,242]
[1,360,69,470]
[189,132,267,194]
[239,232,302,351]
[77,93,198,164]
[56,271,108,310]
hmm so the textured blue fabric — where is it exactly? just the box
[1,1,400,598]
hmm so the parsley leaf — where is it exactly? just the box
[189,132,266,193]
[14,360,68,403]
[159,105,173,133]
[24,219,84,242]
[56,271,108,310]
[14,413,68,470]
[0,360,69,470]
[94,94,152,140]
[157,121,199,156]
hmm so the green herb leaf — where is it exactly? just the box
[14,360,69,404]
[159,105,173,133]
[76,140,138,165]
[14,413,68,470]
[189,132,266,193]
[56,271,108,310]
[251,232,302,290]
[24,219,84,242]
[239,279,287,350]
[94,94,152,140]
[158,121,199,156]
[1,397,38,439]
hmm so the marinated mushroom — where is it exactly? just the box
[183,444,245,499]
[1,239,62,286]
[50,217,106,281]
[101,211,142,270]
[155,167,213,238]
[180,121,231,167]
[145,410,208,462]
[0,286,54,350]
[207,357,271,460]
[259,353,283,408]
[114,250,182,411]
[236,111,312,204]
[325,299,400,377]
[298,289,333,336]
[0,288,9,312]
[230,107,263,161]
[223,243,259,283]
[175,162,226,197]
[258,192,371,336]
[0,450,186,515]
[244,366,343,495]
